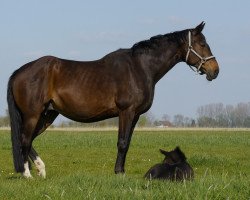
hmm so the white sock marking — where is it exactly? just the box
[34,156,46,178]
[23,161,32,178]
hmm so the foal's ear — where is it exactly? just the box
[193,21,205,35]
[159,149,168,156]
[174,146,181,152]
[174,146,187,161]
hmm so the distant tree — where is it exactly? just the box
[191,119,196,127]
[197,102,250,127]
[173,114,184,127]
[233,103,250,127]
[243,117,250,128]
[137,112,155,127]
[0,109,10,127]
[162,114,171,122]
[154,120,162,127]
[224,105,234,127]
[155,114,173,127]
[58,117,118,128]
[197,116,217,127]
[184,117,196,127]
[137,115,147,127]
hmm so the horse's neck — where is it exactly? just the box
[138,43,183,84]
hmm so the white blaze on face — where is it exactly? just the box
[34,156,46,178]
[23,161,32,178]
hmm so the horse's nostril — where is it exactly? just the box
[214,69,219,77]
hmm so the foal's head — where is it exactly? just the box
[160,146,186,164]
[183,22,219,81]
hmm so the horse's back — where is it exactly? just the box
[10,52,151,122]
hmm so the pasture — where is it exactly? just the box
[0,129,249,199]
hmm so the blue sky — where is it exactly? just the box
[1,1,250,120]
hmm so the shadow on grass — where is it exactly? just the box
[6,175,23,180]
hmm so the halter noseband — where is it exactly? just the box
[185,31,215,74]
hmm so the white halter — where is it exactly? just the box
[185,31,215,74]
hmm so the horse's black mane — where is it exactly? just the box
[131,29,189,54]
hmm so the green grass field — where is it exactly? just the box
[0,129,249,199]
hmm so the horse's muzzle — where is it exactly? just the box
[206,68,219,81]
[204,58,219,81]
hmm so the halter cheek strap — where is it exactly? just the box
[185,31,215,74]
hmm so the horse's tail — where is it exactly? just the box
[7,77,24,173]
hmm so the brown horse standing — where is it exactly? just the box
[7,22,219,178]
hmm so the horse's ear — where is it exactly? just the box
[174,146,181,152]
[159,149,168,156]
[174,146,187,161]
[193,21,205,35]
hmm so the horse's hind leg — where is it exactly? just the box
[29,110,59,178]
[21,116,40,178]
[29,147,46,178]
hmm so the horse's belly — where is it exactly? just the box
[53,97,119,122]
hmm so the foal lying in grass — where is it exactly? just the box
[144,147,194,181]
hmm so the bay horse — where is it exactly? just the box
[7,22,219,178]
[144,147,194,181]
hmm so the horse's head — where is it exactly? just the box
[184,22,219,81]
[160,146,186,164]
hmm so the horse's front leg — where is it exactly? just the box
[115,109,139,174]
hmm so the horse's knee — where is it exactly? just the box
[117,139,126,148]
[117,139,128,152]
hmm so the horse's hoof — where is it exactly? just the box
[115,168,125,174]
[37,169,46,178]
[23,172,33,179]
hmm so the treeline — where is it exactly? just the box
[1,102,250,128]
[197,102,250,127]
[58,114,153,128]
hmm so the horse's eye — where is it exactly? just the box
[200,41,206,47]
